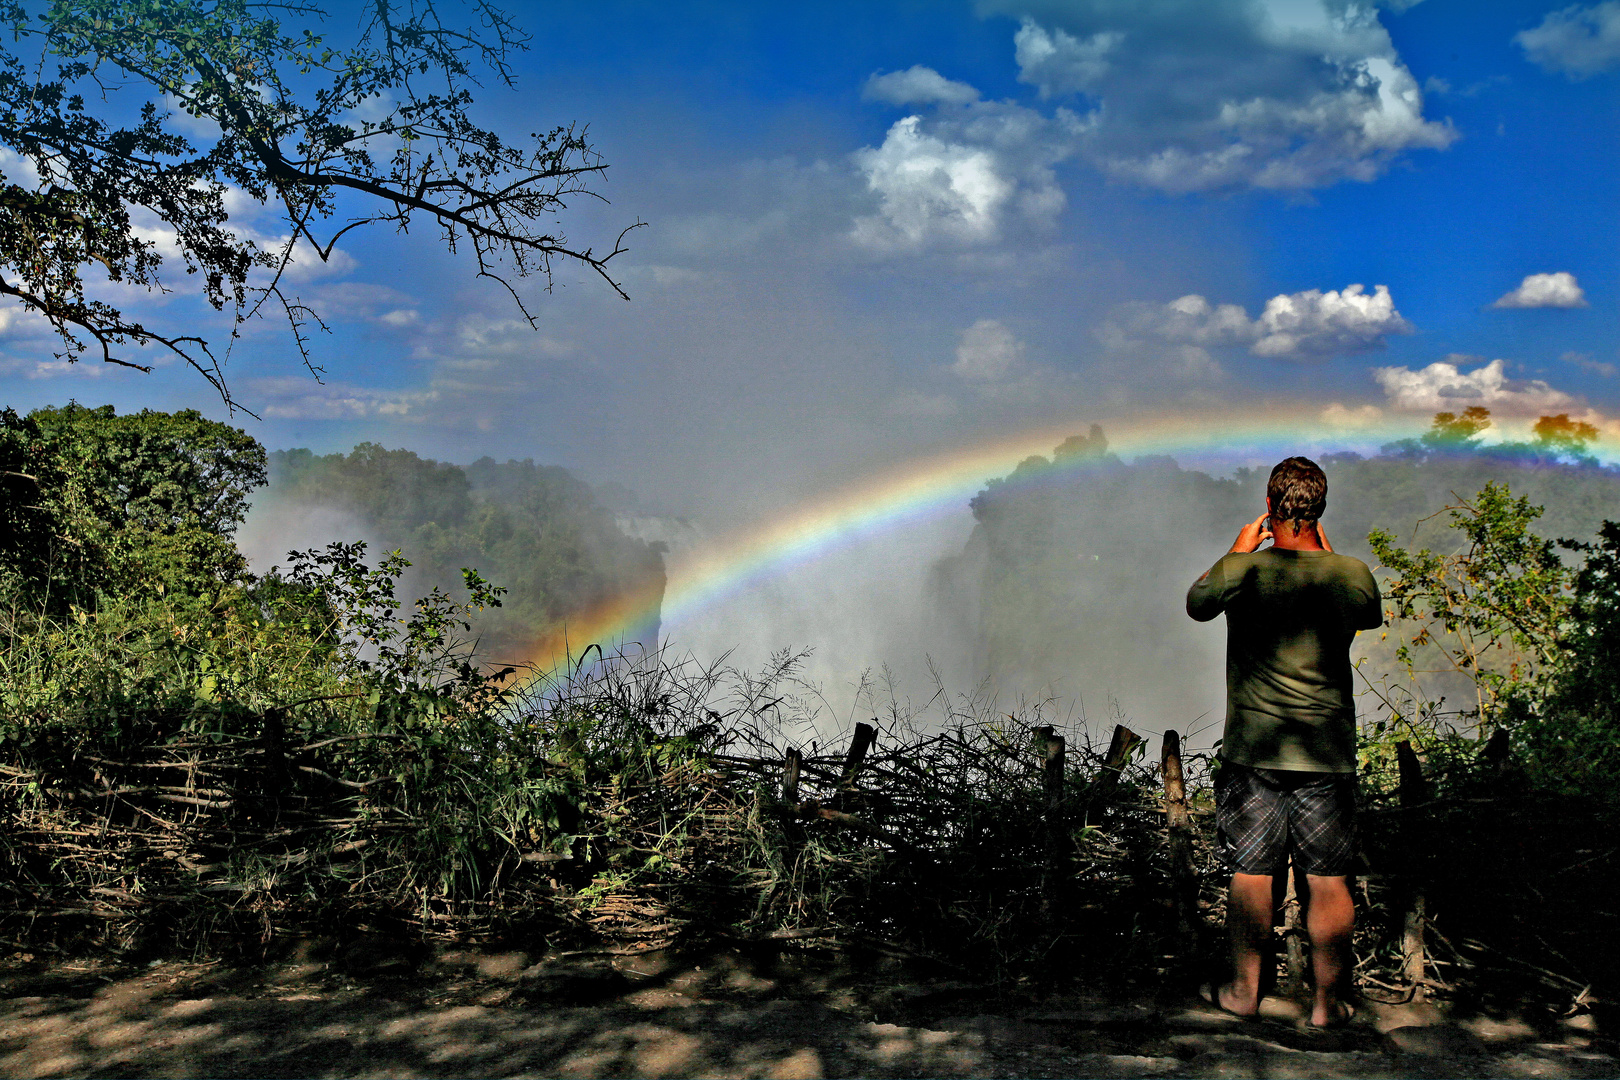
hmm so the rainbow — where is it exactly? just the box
[521,404,1612,672]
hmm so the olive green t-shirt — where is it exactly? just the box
[1186,548,1382,774]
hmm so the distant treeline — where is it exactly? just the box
[0,403,663,666]
[266,444,666,663]
[934,409,1618,711]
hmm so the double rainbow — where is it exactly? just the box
[521,404,1608,672]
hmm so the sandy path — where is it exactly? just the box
[0,951,1612,1079]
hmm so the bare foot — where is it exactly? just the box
[1309,998,1355,1028]
[1201,981,1259,1018]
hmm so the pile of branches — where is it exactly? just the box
[1352,725,1619,1014]
[0,648,1222,981]
[2,642,1606,1011]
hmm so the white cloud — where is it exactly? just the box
[239,281,418,330]
[1103,283,1411,363]
[863,66,980,106]
[1148,294,1258,347]
[452,314,577,360]
[260,236,360,284]
[1373,356,1580,415]
[1492,271,1588,309]
[991,1,1454,193]
[0,147,42,188]
[951,318,1025,380]
[161,92,223,141]
[1014,23,1123,94]
[1516,2,1620,78]
[852,73,1083,250]
[852,116,1017,248]
[0,299,51,338]
[1564,350,1617,377]
[251,376,436,419]
[1251,284,1413,358]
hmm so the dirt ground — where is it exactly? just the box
[0,944,1613,1079]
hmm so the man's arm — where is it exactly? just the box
[1187,556,1232,622]
[1352,565,1383,630]
[1189,512,1269,621]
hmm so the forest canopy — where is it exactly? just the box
[264,441,666,663]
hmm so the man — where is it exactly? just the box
[1187,456,1382,1028]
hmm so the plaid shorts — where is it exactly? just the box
[1215,762,1357,876]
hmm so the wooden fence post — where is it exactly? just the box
[1038,726,1066,817]
[777,746,807,862]
[1161,730,1197,935]
[1281,864,1308,993]
[1089,724,1141,824]
[1396,739,1429,1001]
[840,722,877,791]
[1480,728,1511,773]
[1037,726,1067,904]
[781,747,802,805]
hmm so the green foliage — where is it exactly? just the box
[266,444,666,662]
[1532,413,1600,462]
[1369,482,1572,722]
[1422,405,1492,452]
[1519,522,1620,792]
[0,403,265,608]
[1364,479,1620,805]
[0,0,629,400]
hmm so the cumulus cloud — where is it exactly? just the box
[1373,356,1580,415]
[853,117,1013,247]
[1102,283,1412,364]
[1014,24,1123,94]
[1516,2,1620,78]
[1492,271,1588,309]
[1251,284,1413,358]
[951,319,1025,380]
[852,71,1084,250]
[863,66,980,106]
[0,299,51,339]
[989,1,1455,192]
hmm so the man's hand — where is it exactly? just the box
[1230,512,1273,553]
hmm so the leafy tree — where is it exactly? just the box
[0,403,265,606]
[1532,413,1600,463]
[264,444,665,662]
[1369,483,1573,723]
[1528,522,1620,789]
[0,0,635,405]
[1421,405,1492,452]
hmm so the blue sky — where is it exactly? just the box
[3,0,1618,518]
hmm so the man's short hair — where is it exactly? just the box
[1268,457,1326,523]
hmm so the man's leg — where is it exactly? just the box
[1214,764,1289,1015]
[1297,873,1354,1026]
[1221,872,1274,1015]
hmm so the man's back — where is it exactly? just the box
[1188,547,1381,773]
